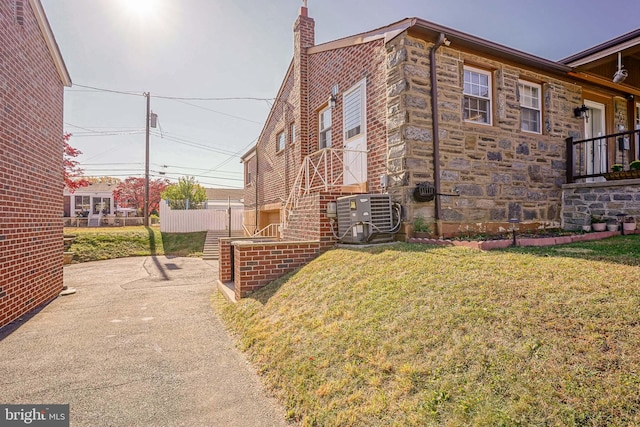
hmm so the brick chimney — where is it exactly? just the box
[293,5,315,158]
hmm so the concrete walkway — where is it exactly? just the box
[0,257,290,427]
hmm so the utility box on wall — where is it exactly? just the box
[336,194,395,244]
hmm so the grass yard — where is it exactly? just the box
[214,235,640,426]
[65,226,206,262]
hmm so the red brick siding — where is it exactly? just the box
[234,241,323,299]
[250,69,297,212]
[218,238,233,283]
[307,40,388,186]
[0,1,65,328]
[283,190,355,242]
[248,12,389,240]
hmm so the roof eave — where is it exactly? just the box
[410,18,572,75]
[29,0,71,87]
[560,28,640,66]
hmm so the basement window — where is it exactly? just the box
[463,66,492,125]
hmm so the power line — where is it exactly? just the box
[151,163,242,174]
[150,130,240,156]
[201,138,257,174]
[71,83,143,97]
[151,170,243,182]
[173,99,264,125]
[149,173,242,189]
[71,83,275,102]
[71,131,145,138]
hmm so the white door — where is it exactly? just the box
[584,100,607,181]
[343,79,367,186]
[635,102,640,160]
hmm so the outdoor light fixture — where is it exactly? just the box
[329,94,337,109]
[617,213,626,235]
[329,84,339,109]
[613,52,628,84]
[508,218,520,246]
[574,104,589,120]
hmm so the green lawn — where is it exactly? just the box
[65,226,206,262]
[214,236,640,426]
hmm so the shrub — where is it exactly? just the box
[611,164,624,172]
[630,160,640,171]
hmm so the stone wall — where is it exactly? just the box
[562,179,640,229]
[386,33,583,236]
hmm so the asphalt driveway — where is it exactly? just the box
[0,256,290,427]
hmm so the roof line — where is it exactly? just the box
[411,17,571,74]
[241,60,294,161]
[560,28,640,65]
[29,0,71,87]
[308,18,415,54]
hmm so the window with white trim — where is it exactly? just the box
[518,81,541,133]
[343,80,365,140]
[463,66,492,125]
[13,0,24,25]
[276,131,285,152]
[319,107,331,149]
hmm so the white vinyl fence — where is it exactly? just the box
[159,199,244,233]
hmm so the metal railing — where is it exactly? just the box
[283,147,367,228]
[253,223,282,238]
[566,128,640,183]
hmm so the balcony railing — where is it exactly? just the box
[283,147,367,229]
[566,128,640,183]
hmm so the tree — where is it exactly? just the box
[63,133,89,192]
[161,176,207,210]
[113,177,169,216]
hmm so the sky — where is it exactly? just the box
[41,0,640,189]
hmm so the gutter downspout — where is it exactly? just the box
[430,33,446,237]
[255,145,259,234]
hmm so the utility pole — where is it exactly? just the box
[144,92,150,227]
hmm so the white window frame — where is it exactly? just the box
[319,106,332,149]
[290,123,296,145]
[518,80,542,134]
[463,66,492,125]
[343,78,366,142]
[276,131,285,153]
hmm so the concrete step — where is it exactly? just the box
[201,230,244,260]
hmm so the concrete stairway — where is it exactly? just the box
[202,230,244,260]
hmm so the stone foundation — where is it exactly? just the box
[562,179,640,229]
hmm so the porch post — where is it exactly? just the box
[565,137,574,184]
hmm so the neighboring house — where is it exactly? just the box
[0,0,71,328]
[63,182,117,226]
[243,6,640,239]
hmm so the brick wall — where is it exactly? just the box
[234,241,323,299]
[307,40,388,185]
[283,190,354,242]
[386,33,584,235]
[248,8,389,239]
[0,1,65,328]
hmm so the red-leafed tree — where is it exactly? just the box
[63,133,89,192]
[113,177,169,216]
